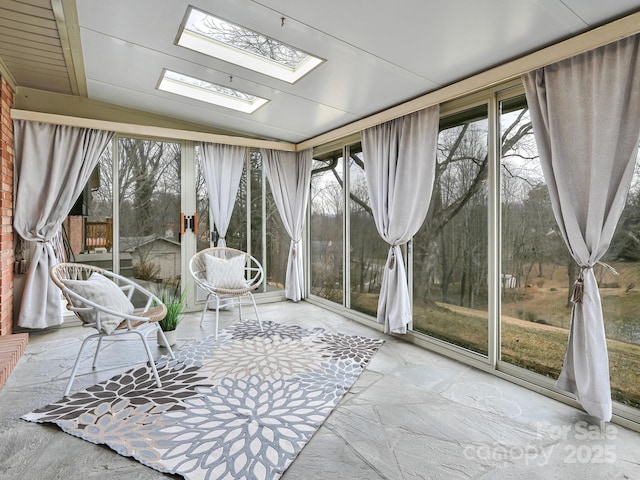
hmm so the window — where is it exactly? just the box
[308,85,640,422]
[194,147,286,293]
[500,94,640,409]
[64,144,112,260]
[412,105,489,355]
[499,94,567,377]
[308,140,387,312]
[118,138,182,289]
[158,70,268,113]
[177,7,323,83]
[348,143,388,316]
[310,150,344,304]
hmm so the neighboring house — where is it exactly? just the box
[121,235,182,282]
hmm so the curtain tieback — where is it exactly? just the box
[596,261,618,276]
[571,262,619,304]
[291,239,302,258]
[571,269,586,304]
[389,245,398,270]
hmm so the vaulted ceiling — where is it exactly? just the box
[1,0,639,143]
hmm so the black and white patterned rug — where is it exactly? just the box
[23,320,384,479]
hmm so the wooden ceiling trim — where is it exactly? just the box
[52,0,87,96]
[10,109,298,152]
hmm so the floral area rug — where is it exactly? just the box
[23,320,384,479]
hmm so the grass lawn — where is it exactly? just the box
[321,259,640,409]
[413,302,640,409]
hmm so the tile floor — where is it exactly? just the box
[0,301,639,479]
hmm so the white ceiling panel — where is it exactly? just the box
[87,75,361,143]
[258,0,590,84]
[560,0,640,25]
[80,18,433,112]
[86,79,335,141]
[77,0,441,140]
[81,29,361,141]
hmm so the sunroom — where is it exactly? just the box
[1,1,640,478]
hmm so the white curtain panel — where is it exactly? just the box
[523,33,640,421]
[362,105,440,334]
[198,143,246,247]
[262,148,313,302]
[13,121,115,329]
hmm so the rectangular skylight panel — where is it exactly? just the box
[158,70,268,114]
[178,7,323,83]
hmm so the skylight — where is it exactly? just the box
[158,70,268,114]
[177,7,324,83]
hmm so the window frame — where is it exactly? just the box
[305,78,640,429]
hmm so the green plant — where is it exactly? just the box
[157,285,187,331]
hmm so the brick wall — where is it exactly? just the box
[0,75,14,336]
[0,74,28,392]
[64,216,84,254]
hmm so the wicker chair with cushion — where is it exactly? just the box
[189,247,264,339]
[50,262,175,396]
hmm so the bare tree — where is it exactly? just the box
[194,16,306,68]
[118,138,181,266]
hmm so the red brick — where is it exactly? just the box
[0,73,15,339]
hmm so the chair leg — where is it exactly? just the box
[238,299,243,319]
[65,333,100,397]
[248,292,263,332]
[200,293,212,327]
[215,296,220,341]
[132,329,166,388]
[92,336,104,369]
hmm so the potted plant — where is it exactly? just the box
[157,284,186,348]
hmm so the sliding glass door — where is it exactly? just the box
[117,137,183,289]
[63,136,190,308]
[194,146,287,297]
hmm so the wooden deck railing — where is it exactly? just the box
[85,218,112,251]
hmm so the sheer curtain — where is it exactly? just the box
[362,105,440,334]
[523,33,640,421]
[261,148,313,301]
[14,121,115,329]
[198,143,246,247]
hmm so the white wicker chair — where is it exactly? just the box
[50,262,175,396]
[189,247,264,339]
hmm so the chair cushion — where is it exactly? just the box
[204,253,248,289]
[62,272,135,334]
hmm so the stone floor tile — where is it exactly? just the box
[1,301,638,479]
